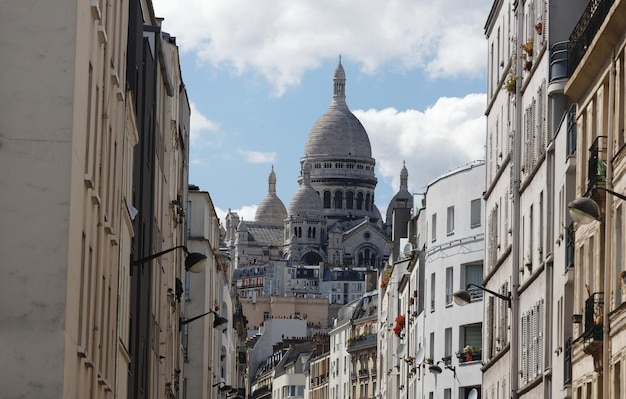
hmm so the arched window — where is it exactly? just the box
[334,191,343,209]
[312,227,316,238]
[298,226,302,237]
[323,191,331,208]
[365,193,371,211]
[356,192,364,210]
[308,227,312,238]
[346,191,354,209]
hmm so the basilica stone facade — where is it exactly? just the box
[225,59,412,271]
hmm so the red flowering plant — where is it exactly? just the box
[380,269,392,290]
[393,314,406,337]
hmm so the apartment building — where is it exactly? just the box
[484,1,589,398]
[0,0,134,397]
[0,1,193,397]
[564,1,626,397]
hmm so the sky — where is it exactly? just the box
[152,0,493,223]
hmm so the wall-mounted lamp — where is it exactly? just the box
[180,309,229,331]
[428,358,456,377]
[453,283,511,308]
[132,245,207,273]
[568,187,626,224]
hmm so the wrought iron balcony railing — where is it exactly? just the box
[569,0,616,76]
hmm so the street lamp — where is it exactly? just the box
[180,309,229,331]
[132,244,208,273]
[453,283,511,308]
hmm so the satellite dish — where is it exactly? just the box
[403,241,413,254]
[468,388,479,399]
[396,343,405,355]
[415,347,425,364]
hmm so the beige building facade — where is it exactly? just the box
[565,1,626,397]
[0,0,134,397]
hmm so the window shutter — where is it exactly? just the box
[522,312,528,383]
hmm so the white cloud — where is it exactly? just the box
[238,150,277,164]
[189,102,220,145]
[153,0,491,95]
[354,93,486,194]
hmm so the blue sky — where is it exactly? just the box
[152,0,492,222]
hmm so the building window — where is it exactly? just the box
[521,299,544,383]
[324,191,331,208]
[356,192,364,210]
[464,263,484,301]
[461,323,482,349]
[334,190,343,209]
[263,312,270,320]
[471,198,481,227]
[430,273,436,311]
[447,206,455,235]
[431,213,437,242]
[346,191,354,209]
[444,328,452,358]
[445,267,453,306]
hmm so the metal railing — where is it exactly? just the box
[583,292,604,340]
[569,0,616,76]
[587,136,607,195]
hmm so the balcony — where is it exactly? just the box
[457,350,482,364]
[347,333,377,352]
[586,136,607,195]
[582,292,604,371]
[569,0,616,76]
[370,368,377,377]
[358,369,369,378]
[350,372,357,381]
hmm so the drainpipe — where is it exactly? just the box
[511,1,524,398]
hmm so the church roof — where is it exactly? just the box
[241,222,284,247]
[255,166,288,225]
[303,58,372,159]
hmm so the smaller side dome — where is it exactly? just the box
[237,219,248,232]
[289,161,323,218]
[255,166,288,224]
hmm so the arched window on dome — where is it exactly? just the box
[323,191,331,209]
[334,190,343,209]
[298,226,302,238]
[293,227,298,238]
[356,192,364,210]
[308,227,312,238]
[346,191,354,209]
[312,227,316,238]
[365,193,371,211]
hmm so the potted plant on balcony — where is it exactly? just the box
[463,345,479,362]
[521,39,534,57]
[393,314,406,337]
[504,71,516,94]
[534,22,543,35]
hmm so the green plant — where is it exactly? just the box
[504,72,517,94]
